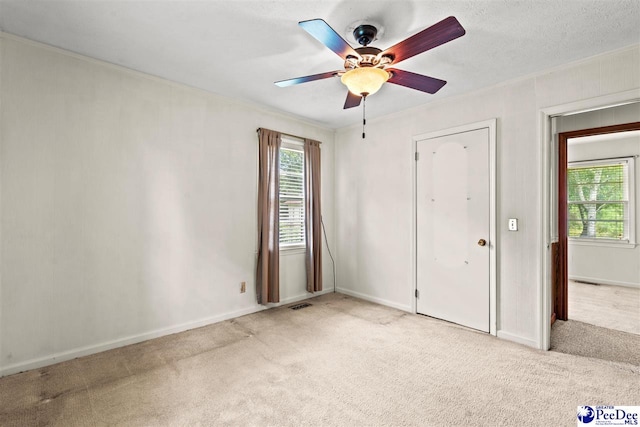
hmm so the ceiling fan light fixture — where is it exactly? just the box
[341,67,389,97]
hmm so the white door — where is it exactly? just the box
[416,127,490,332]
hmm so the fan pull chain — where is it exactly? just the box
[362,95,366,139]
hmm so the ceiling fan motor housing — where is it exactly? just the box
[353,24,378,46]
[345,46,392,70]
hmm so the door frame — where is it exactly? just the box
[556,121,640,321]
[411,118,497,336]
[539,89,640,350]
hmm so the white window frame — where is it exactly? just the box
[568,156,636,248]
[278,137,306,250]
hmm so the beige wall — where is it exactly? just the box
[0,34,336,375]
[334,45,640,347]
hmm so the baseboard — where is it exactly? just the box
[1,305,265,377]
[497,330,538,348]
[569,275,640,289]
[336,287,412,313]
[266,287,336,307]
[0,288,340,378]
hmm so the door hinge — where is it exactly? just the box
[415,152,420,161]
[415,289,419,298]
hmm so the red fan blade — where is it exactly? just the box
[387,68,447,94]
[299,19,361,60]
[344,91,362,109]
[275,70,341,87]
[379,16,465,65]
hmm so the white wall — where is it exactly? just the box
[335,44,640,347]
[0,34,336,376]
[567,133,640,288]
[556,103,640,135]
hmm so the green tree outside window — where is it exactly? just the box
[567,160,629,240]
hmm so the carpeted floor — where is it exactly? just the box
[1,293,638,426]
[569,280,640,335]
[551,319,640,366]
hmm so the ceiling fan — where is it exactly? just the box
[275,16,466,109]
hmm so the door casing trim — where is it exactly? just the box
[411,118,497,336]
[539,89,640,350]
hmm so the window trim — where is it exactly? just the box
[279,136,306,251]
[567,156,636,248]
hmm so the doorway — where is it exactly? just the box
[555,122,640,331]
[540,92,640,351]
[413,119,497,334]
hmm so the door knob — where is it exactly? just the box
[478,239,487,247]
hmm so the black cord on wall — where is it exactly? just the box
[321,216,336,293]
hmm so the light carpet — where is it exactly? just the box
[551,319,640,366]
[1,293,638,426]
[569,280,640,335]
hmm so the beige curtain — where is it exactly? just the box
[304,139,322,293]
[256,128,281,304]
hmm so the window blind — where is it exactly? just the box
[567,159,629,240]
[279,147,305,245]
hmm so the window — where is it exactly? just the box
[279,139,305,247]
[568,157,634,243]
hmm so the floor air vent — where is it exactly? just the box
[290,302,312,310]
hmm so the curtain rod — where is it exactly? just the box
[256,128,321,144]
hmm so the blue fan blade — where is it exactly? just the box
[275,70,341,87]
[299,19,360,60]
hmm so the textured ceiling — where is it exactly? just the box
[1,0,639,128]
